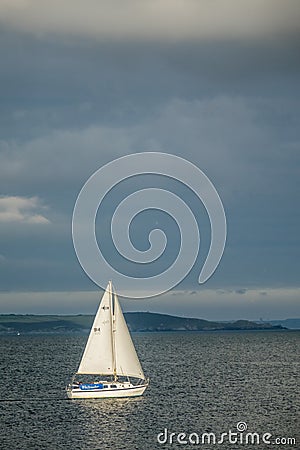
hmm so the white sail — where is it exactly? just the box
[113,292,145,379]
[77,283,114,375]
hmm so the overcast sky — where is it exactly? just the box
[0,0,299,320]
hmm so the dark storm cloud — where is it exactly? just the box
[0,1,299,316]
[0,19,299,141]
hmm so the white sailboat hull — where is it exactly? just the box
[67,382,148,399]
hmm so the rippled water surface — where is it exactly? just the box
[0,331,299,449]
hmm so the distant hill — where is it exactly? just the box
[0,312,286,334]
[268,318,300,330]
[124,313,285,332]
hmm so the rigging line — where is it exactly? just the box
[0,397,72,403]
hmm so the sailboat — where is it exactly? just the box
[66,281,149,399]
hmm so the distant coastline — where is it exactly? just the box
[0,312,295,335]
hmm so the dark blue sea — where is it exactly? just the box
[0,331,299,449]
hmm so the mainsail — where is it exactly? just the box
[77,281,144,380]
[77,283,114,375]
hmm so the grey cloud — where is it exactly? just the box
[0,2,299,317]
[235,288,247,295]
[2,95,299,200]
[0,26,299,145]
[0,94,299,293]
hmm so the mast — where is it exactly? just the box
[110,281,118,381]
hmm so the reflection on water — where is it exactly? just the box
[77,395,145,413]
[72,396,148,449]
[0,331,299,449]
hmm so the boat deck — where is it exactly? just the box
[67,380,148,399]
